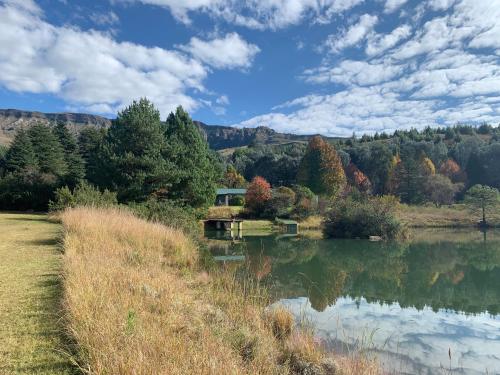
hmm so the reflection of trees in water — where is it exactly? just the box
[244,233,500,315]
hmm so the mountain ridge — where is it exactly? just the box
[0,108,326,150]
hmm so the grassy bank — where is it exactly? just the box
[0,213,75,374]
[399,204,500,228]
[61,207,379,374]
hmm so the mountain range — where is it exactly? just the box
[0,109,322,150]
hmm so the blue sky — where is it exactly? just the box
[1,0,500,136]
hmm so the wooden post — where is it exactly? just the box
[225,194,229,206]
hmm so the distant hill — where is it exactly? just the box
[0,109,325,150]
[0,109,111,145]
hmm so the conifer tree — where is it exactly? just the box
[4,129,37,173]
[27,123,67,177]
[53,122,85,188]
[107,98,169,202]
[78,127,108,186]
[163,106,220,208]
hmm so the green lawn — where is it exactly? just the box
[0,213,76,374]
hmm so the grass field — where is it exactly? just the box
[399,204,500,228]
[0,213,75,374]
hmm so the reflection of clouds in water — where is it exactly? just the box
[280,297,500,374]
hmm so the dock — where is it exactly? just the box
[205,218,244,232]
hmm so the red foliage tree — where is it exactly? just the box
[245,176,272,215]
[345,162,372,193]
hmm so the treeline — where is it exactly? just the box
[223,123,500,206]
[0,99,221,213]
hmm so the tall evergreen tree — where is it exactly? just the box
[78,127,108,186]
[163,106,220,208]
[27,123,67,177]
[53,122,85,188]
[4,129,37,174]
[107,98,170,202]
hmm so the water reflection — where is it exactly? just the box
[205,229,500,374]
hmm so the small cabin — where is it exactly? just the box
[215,188,247,206]
[275,218,299,235]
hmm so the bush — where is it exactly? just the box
[49,182,117,212]
[229,195,245,206]
[324,195,405,240]
[129,198,201,238]
[290,185,317,220]
[264,186,296,218]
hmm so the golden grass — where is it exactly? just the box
[0,212,75,374]
[61,207,381,374]
[207,205,244,219]
[299,215,323,230]
[399,204,500,228]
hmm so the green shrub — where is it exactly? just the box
[129,199,201,238]
[290,185,317,220]
[264,186,296,218]
[229,196,245,206]
[323,195,405,240]
[49,182,117,212]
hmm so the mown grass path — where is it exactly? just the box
[0,213,75,374]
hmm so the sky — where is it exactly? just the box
[1,0,500,136]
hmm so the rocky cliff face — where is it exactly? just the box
[0,109,315,150]
[0,109,111,145]
[194,121,312,150]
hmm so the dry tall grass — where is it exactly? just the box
[61,207,380,375]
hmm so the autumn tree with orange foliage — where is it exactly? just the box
[223,165,246,188]
[245,176,272,216]
[345,163,372,194]
[439,158,466,183]
[297,136,346,198]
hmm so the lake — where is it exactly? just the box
[206,229,500,374]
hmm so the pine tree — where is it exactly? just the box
[297,136,346,198]
[53,122,85,188]
[163,106,220,208]
[27,123,67,177]
[4,129,37,174]
[107,98,169,202]
[78,127,108,186]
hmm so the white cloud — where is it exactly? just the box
[0,1,258,116]
[427,0,455,11]
[302,60,405,86]
[216,95,230,105]
[384,0,408,13]
[178,33,260,69]
[119,0,365,29]
[324,14,378,53]
[89,11,120,26]
[236,0,500,136]
[366,24,412,56]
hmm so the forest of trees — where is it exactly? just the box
[0,99,220,212]
[223,123,500,207]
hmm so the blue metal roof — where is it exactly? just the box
[216,188,247,195]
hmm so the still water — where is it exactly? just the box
[206,229,500,374]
